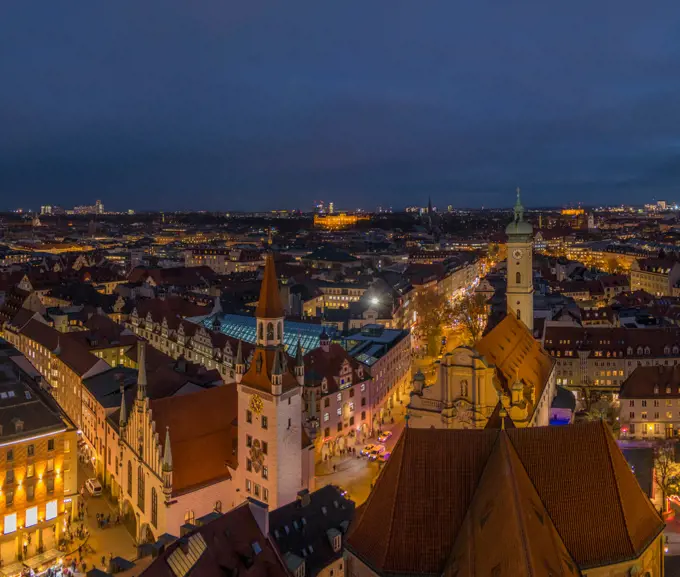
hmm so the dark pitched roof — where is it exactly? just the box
[620,365,680,398]
[347,422,663,574]
[270,486,355,577]
[140,501,289,577]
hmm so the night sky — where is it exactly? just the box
[3,2,680,211]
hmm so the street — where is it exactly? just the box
[314,394,408,505]
[72,458,137,573]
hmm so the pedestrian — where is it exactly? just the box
[102,555,107,569]
[332,464,336,473]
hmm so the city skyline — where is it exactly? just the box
[3,2,680,210]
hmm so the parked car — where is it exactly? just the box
[378,452,391,463]
[378,431,393,443]
[360,444,377,456]
[367,445,386,461]
[85,478,102,497]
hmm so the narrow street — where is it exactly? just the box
[315,399,408,505]
[71,459,138,573]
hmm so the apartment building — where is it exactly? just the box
[0,344,78,567]
[630,258,680,296]
[544,325,680,402]
[620,365,680,439]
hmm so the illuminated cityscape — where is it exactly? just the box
[3,2,680,576]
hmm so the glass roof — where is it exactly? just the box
[195,313,335,357]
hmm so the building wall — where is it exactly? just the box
[0,427,77,564]
[238,385,306,511]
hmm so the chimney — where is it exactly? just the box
[297,489,311,507]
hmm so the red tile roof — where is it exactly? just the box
[476,314,554,413]
[151,384,239,495]
[347,421,663,574]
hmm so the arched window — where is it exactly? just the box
[137,465,145,512]
[184,510,195,525]
[516,309,521,321]
[460,380,468,398]
[151,488,158,528]
[266,322,274,341]
[258,322,263,341]
[214,500,222,513]
[516,272,521,284]
[127,461,132,496]
[277,322,282,340]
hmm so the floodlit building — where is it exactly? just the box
[0,345,78,567]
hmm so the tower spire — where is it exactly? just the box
[514,187,524,222]
[163,426,173,471]
[136,340,148,403]
[256,253,284,319]
[119,384,127,429]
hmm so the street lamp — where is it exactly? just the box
[370,297,379,306]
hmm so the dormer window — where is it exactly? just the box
[333,534,341,552]
[667,387,671,394]
[654,385,659,395]
[644,347,651,355]
[637,347,643,355]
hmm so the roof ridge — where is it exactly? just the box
[599,420,636,559]
[503,431,575,577]
[499,433,534,576]
[379,426,409,570]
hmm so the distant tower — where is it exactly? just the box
[506,188,534,332]
[427,196,433,214]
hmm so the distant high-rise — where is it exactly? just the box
[95,199,104,214]
[329,202,334,214]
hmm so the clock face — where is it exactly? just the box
[512,249,523,260]
[249,394,264,415]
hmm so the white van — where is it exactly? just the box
[85,478,102,497]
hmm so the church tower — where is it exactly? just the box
[237,253,305,510]
[506,188,534,332]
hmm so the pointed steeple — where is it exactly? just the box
[427,196,433,214]
[295,337,305,385]
[295,337,304,368]
[256,253,284,319]
[513,187,525,222]
[136,340,148,402]
[119,384,127,429]
[162,426,173,472]
[272,348,283,376]
[235,339,243,365]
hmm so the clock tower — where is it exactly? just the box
[237,253,305,510]
[505,188,534,332]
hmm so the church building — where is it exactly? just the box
[408,191,556,429]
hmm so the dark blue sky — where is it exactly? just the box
[3,2,680,211]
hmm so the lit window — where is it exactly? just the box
[46,500,57,520]
[25,506,38,528]
[4,513,16,534]
[324,413,329,422]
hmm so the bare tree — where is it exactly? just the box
[453,292,488,345]
[655,442,680,514]
[413,288,454,356]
